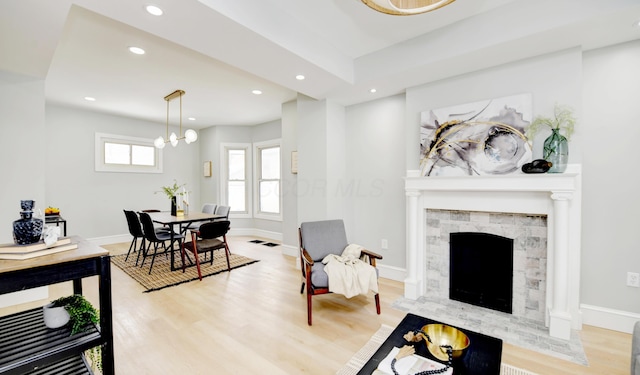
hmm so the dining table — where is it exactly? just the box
[146,211,225,271]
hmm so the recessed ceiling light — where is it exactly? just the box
[188,117,196,121]
[84,96,96,101]
[145,5,163,16]
[128,46,145,55]
[296,74,305,80]
[252,90,262,95]
[370,88,377,93]
[634,19,640,28]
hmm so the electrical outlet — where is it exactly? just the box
[381,239,388,250]
[627,272,640,287]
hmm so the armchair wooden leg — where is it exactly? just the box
[194,246,202,281]
[307,292,313,326]
[223,242,231,271]
[375,293,381,315]
[180,242,187,273]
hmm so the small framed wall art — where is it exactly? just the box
[203,161,212,177]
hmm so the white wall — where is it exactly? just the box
[45,104,199,240]
[297,96,331,223]
[281,100,298,249]
[581,40,640,317]
[0,72,48,307]
[0,72,46,244]
[345,95,406,268]
[405,47,583,170]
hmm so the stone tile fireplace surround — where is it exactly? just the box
[404,165,582,340]
[427,209,547,322]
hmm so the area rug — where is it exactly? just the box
[336,324,539,375]
[110,251,258,292]
[392,296,588,366]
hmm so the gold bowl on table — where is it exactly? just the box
[420,324,470,361]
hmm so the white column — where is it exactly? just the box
[405,190,421,299]
[549,191,573,340]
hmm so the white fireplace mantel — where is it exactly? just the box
[404,165,582,340]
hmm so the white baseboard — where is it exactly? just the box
[281,244,297,257]
[378,264,405,282]
[227,227,282,242]
[88,234,131,246]
[580,303,640,334]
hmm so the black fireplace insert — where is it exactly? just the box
[449,232,513,314]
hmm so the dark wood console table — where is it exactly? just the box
[358,313,503,375]
[0,236,113,375]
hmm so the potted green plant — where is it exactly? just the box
[526,103,576,173]
[47,294,99,334]
[45,295,102,373]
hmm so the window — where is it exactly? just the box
[254,140,281,220]
[104,143,155,166]
[95,133,162,173]
[220,143,251,217]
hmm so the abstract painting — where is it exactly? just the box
[419,94,533,176]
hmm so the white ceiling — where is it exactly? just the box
[1,0,639,128]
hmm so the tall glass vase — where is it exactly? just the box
[543,128,568,173]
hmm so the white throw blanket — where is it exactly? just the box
[322,244,378,298]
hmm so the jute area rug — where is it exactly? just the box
[336,325,540,375]
[110,251,258,292]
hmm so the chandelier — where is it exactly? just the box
[361,0,456,15]
[154,89,197,149]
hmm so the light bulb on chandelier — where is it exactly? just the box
[154,89,198,149]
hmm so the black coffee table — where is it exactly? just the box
[357,313,503,375]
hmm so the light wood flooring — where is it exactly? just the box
[0,236,632,374]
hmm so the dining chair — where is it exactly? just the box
[123,210,146,264]
[298,219,382,325]
[181,220,231,280]
[141,209,172,233]
[213,205,230,221]
[186,203,217,230]
[139,212,184,274]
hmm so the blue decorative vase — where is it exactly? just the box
[543,128,568,173]
[13,200,43,245]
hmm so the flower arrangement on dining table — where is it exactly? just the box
[156,180,191,214]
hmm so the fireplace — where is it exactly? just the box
[404,166,582,340]
[450,232,514,314]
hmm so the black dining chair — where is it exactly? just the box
[181,220,231,280]
[123,210,146,264]
[139,212,184,274]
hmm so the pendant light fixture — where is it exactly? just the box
[361,0,455,15]
[154,89,198,149]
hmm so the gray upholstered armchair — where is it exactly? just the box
[298,219,382,325]
[633,321,640,375]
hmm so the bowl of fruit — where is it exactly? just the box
[44,207,61,216]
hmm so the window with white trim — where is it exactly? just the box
[95,133,162,173]
[220,143,251,217]
[254,140,281,220]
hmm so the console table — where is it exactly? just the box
[0,236,114,375]
[358,313,502,375]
